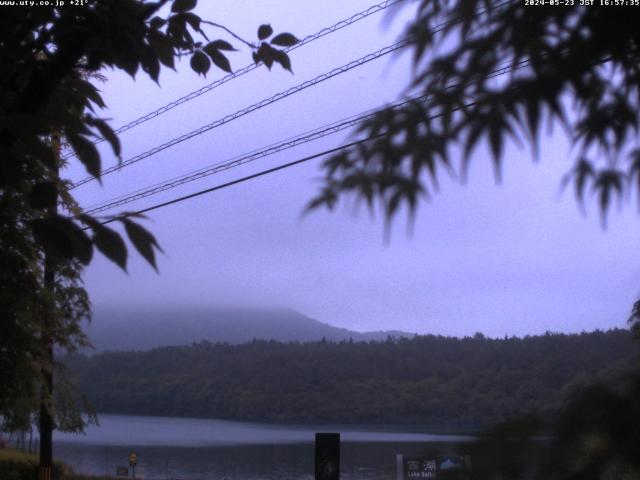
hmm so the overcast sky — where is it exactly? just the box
[67,0,640,338]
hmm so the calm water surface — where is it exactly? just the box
[53,414,472,480]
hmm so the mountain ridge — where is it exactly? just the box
[86,305,414,352]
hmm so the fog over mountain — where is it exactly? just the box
[86,306,414,352]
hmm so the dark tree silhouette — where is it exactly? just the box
[306,4,640,477]
[0,0,297,435]
[310,1,640,227]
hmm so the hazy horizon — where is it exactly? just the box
[66,0,640,339]
[88,302,631,339]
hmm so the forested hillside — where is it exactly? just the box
[65,330,638,428]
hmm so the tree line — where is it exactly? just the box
[64,329,638,429]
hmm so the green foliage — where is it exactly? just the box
[0,449,67,480]
[249,24,296,72]
[465,373,640,480]
[271,33,299,48]
[542,377,640,480]
[628,299,640,338]
[0,449,114,480]
[258,24,274,41]
[203,42,233,73]
[0,176,92,431]
[0,0,297,434]
[122,218,164,272]
[64,329,637,427]
[309,1,640,227]
[0,0,298,272]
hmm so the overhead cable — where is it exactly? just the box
[61,0,403,160]
[71,0,516,188]
[94,101,477,227]
[83,59,531,214]
[71,37,413,189]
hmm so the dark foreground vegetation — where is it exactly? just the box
[0,448,109,480]
[65,329,637,427]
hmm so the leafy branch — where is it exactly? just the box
[307,0,640,228]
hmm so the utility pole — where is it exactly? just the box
[39,134,59,480]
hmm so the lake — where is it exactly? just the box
[53,414,473,480]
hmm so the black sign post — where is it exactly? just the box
[315,433,340,480]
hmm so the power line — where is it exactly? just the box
[83,59,531,215]
[96,136,385,226]
[71,6,470,191]
[83,103,407,215]
[95,100,478,227]
[70,37,414,190]
[89,56,610,228]
[61,0,402,161]
[89,2,536,226]
[73,3,522,193]
[70,0,518,190]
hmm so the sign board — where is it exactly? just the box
[315,433,340,480]
[129,452,137,466]
[116,466,129,477]
[396,455,471,480]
